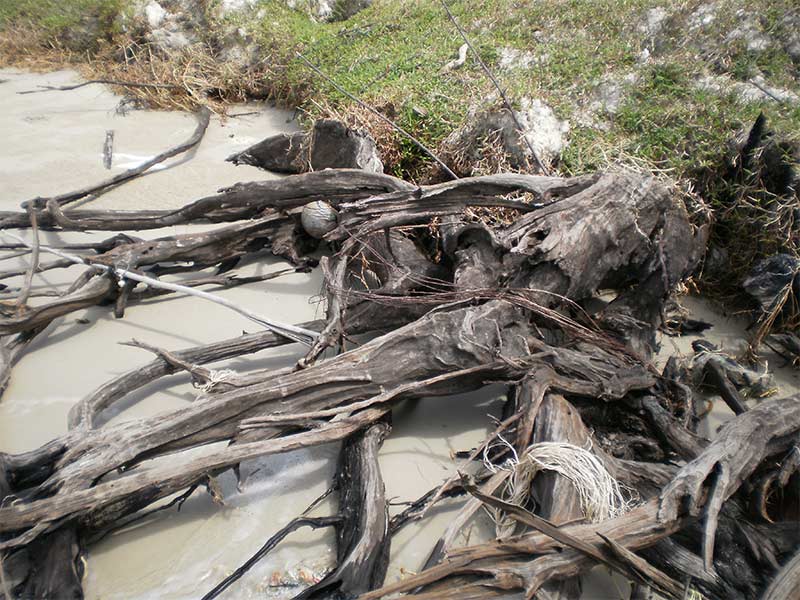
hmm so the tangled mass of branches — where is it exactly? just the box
[0,109,799,600]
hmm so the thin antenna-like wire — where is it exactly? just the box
[438,0,550,175]
[295,52,459,180]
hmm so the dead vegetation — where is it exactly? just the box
[0,24,270,114]
[0,155,797,599]
[1,2,799,597]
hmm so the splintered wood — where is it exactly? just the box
[0,168,798,600]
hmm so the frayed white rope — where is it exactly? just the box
[197,368,238,393]
[483,437,635,538]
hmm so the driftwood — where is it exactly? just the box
[762,548,800,600]
[296,421,391,599]
[1,166,798,600]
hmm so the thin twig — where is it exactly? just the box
[295,52,458,180]
[0,249,34,262]
[0,232,319,346]
[121,339,219,387]
[201,515,341,600]
[17,79,181,95]
[438,0,550,175]
[227,111,261,118]
[420,411,521,518]
[15,206,39,312]
[747,78,787,104]
[131,268,304,300]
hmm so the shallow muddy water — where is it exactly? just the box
[1,69,798,600]
[0,68,513,600]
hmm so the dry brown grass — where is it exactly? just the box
[440,127,517,178]
[0,26,275,115]
[0,23,81,72]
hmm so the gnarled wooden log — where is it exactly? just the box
[1,166,747,600]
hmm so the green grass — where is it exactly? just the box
[232,0,799,180]
[3,0,798,178]
[0,0,124,44]
[2,0,799,295]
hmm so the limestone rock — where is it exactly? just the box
[778,13,800,64]
[639,6,669,46]
[220,0,258,15]
[142,1,167,29]
[128,0,202,53]
[688,3,718,30]
[695,73,799,105]
[576,72,639,130]
[441,98,569,175]
[227,119,383,174]
[725,12,773,53]
[148,25,196,51]
[497,48,549,71]
[284,0,372,22]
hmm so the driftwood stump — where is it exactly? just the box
[0,168,798,600]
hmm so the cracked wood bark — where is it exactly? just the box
[641,510,800,599]
[359,397,800,598]
[0,216,292,336]
[67,320,322,430]
[0,168,714,598]
[0,169,411,231]
[0,301,534,539]
[658,394,800,571]
[297,421,391,598]
[529,394,588,600]
[361,498,685,599]
[762,548,800,600]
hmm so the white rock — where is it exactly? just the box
[575,72,639,130]
[688,3,717,29]
[726,15,773,53]
[148,26,195,51]
[695,73,799,105]
[441,97,569,173]
[780,14,800,62]
[517,98,570,165]
[220,0,257,15]
[640,7,668,38]
[498,48,548,71]
[286,0,334,20]
[143,1,167,29]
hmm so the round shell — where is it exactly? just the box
[301,201,338,239]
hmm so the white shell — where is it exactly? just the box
[301,201,338,239]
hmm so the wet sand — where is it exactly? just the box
[1,68,797,599]
[0,68,511,599]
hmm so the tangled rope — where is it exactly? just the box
[484,437,634,538]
